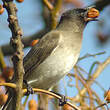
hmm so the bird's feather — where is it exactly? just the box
[23,31,60,78]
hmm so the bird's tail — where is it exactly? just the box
[1,88,15,110]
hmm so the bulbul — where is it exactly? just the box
[2,6,99,110]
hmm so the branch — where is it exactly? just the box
[1,29,48,56]
[43,0,54,10]
[44,0,63,29]
[75,56,110,100]
[0,82,81,110]
[78,51,106,61]
[2,0,24,110]
[51,0,63,29]
[0,82,16,88]
[94,0,110,11]
[69,72,94,108]
[95,102,110,110]
[0,48,6,70]
[23,89,81,110]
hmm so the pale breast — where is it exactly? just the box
[26,32,82,89]
[26,44,79,89]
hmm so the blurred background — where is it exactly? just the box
[0,0,110,110]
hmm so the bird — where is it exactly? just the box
[2,6,99,110]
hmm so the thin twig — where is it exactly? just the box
[77,65,106,92]
[23,96,29,107]
[43,0,63,29]
[78,51,106,61]
[75,56,110,100]
[0,47,6,70]
[88,61,100,79]
[92,91,106,110]
[76,65,88,75]
[69,72,94,108]
[51,0,63,29]
[0,82,16,88]
[95,80,106,92]
[43,0,54,10]
[95,102,110,110]
[94,0,110,11]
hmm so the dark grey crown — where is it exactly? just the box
[60,8,87,21]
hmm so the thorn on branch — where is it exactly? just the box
[12,51,24,62]
[12,53,20,61]
[8,15,17,23]
[10,37,18,48]
[13,3,18,12]
[17,29,23,36]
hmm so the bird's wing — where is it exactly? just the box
[23,31,61,75]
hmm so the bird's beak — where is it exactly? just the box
[84,7,99,22]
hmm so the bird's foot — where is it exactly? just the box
[23,80,34,95]
[59,94,67,106]
[50,91,67,106]
[25,85,34,96]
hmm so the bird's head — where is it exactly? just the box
[60,6,99,25]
